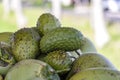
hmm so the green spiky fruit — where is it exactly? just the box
[5,59,60,80]
[66,53,116,80]
[40,27,84,53]
[36,13,61,36]
[69,68,120,80]
[0,42,15,75]
[80,37,97,53]
[42,50,73,74]
[11,28,41,61]
[0,32,13,44]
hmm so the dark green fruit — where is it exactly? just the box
[40,27,84,53]
[42,50,73,74]
[36,13,61,36]
[0,42,15,75]
[11,28,41,61]
[66,53,116,80]
[69,68,120,80]
[5,59,60,80]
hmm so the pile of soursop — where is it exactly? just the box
[0,13,120,80]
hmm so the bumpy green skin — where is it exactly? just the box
[36,13,61,36]
[80,37,97,53]
[0,32,13,44]
[66,53,116,80]
[69,68,120,80]
[11,28,41,61]
[40,27,84,53]
[5,59,60,80]
[0,42,15,75]
[43,50,72,74]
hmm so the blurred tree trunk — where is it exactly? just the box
[2,0,27,28]
[51,0,61,19]
[2,0,10,18]
[91,0,110,48]
[11,0,27,28]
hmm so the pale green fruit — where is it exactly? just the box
[66,53,116,80]
[69,68,120,80]
[5,59,60,80]
[80,37,97,53]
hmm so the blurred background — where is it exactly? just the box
[0,0,120,70]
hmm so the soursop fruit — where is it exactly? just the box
[36,13,61,36]
[40,27,84,53]
[11,28,41,61]
[66,53,116,80]
[42,50,73,74]
[69,68,120,80]
[5,59,60,80]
